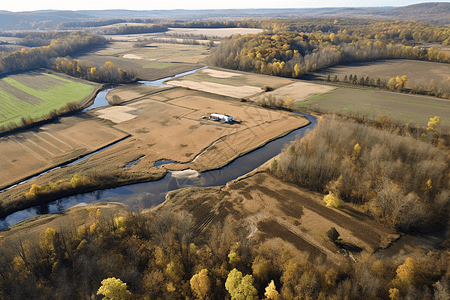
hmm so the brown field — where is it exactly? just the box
[0,116,128,190]
[167,67,293,98]
[76,43,209,80]
[249,81,336,103]
[155,169,399,262]
[314,59,450,89]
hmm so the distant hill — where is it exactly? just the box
[0,3,449,31]
[362,2,450,24]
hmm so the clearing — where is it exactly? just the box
[0,71,99,128]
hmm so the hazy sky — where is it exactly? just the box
[3,0,449,12]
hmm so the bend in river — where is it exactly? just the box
[0,68,317,230]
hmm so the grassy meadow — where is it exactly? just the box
[296,87,450,126]
[0,72,97,128]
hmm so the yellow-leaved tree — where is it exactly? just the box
[190,269,211,300]
[97,277,131,300]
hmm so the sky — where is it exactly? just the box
[2,0,449,12]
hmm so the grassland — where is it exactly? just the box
[314,59,450,89]
[297,87,450,126]
[0,72,98,128]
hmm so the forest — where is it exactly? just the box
[0,203,449,300]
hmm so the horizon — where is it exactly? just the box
[3,0,449,13]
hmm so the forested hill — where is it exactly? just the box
[1,3,450,30]
[373,2,450,24]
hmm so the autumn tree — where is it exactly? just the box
[97,277,131,300]
[225,268,258,300]
[190,269,211,300]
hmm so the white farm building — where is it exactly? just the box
[210,113,233,123]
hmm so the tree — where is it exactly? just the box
[264,280,279,299]
[225,268,258,300]
[427,116,440,131]
[97,277,131,300]
[190,269,211,300]
[392,257,420,288]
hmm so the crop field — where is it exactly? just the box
[314,59,450,89]
[0,116,128,189]
[0,72,98,128]
[168,68,293,98]
[93,86,308,173]
[249,81,336,103]
[297,87,450,125]
[77,43,206,80]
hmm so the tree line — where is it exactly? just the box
[207,31,450,80]
[95,24,168,35]
[53,58,136,83]
[0,31,106,75]
[0,205,449,299]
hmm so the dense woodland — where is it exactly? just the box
[0,205,449,300]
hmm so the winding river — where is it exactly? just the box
[0,68,317,230]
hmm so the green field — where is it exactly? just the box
[0,72,97,128]
[297,87,450,126]
[143,62,179,69]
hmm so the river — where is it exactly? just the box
[0,67,317,230]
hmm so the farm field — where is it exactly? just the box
[76,43,207,80]
[249,81,336,103]
[314,59,450,89]
[0,71,99,128]
[156,170,399,262]
[168,68,293,98]
[0,115,129,190]
[297,87,450,126]
[0,72,309,207]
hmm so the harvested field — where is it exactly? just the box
[0,116,128,190]
[168,80,262,98]
[156,171,399,261]
[172,67,293,89]
[76,45,203,80]
[314,59,450,89]
[297,87,450,125]
[0,72,98,128]
[167,67,293,98]
[249,81,336,103]
[129,43,211,64]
